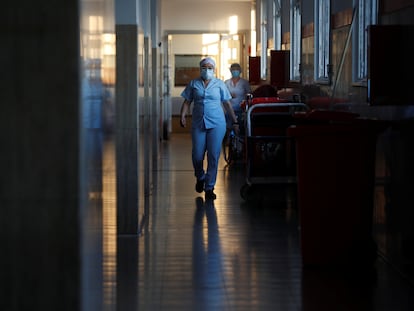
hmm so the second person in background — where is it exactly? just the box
[224,63,252,131]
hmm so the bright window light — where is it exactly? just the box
[229,15,238,35]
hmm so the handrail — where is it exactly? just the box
[246,102,308,136]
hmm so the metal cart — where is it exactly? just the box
[240,99,308,200]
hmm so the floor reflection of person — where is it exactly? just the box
[192,197,223,309]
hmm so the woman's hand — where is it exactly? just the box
[232,123,240,135]
[180,116,186,128]
[179,100,190,128]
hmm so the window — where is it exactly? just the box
[353,0,377,84]
[272,0,282,50]
[260,0,268,80]
[314,0,330,83]
[290,0,301,82]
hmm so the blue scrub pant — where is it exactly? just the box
[192,124,226,191]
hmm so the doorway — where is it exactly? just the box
[164,32,247,135]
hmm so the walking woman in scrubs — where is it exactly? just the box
[180,57,239,200]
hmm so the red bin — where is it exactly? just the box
[287,110,387,267]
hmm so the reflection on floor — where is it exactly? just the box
[83,133,414,311]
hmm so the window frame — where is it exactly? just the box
[314,0,331,84]
[352,0,378,85]
[272,0,282,50]
[290,0,302,82]
[260,0,268,80]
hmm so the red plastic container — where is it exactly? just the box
[287,110,386,267]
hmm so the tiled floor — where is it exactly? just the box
[84,133,414,311]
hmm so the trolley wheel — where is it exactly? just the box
[240,183,260,201]
[240,183,261,202]
[240,183,250,200]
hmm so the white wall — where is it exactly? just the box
[160,1,251,33]
[171,34,209,54]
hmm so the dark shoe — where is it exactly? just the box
[205,189,216,200]
[195,179,204,193]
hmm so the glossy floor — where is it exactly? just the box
[83,133,414,311]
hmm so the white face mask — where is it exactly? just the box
[201,68,214,80]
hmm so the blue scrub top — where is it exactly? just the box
[181,77,232,129]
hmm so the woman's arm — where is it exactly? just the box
[179,99,191,127]
[223,101,240,132]
[223,101,238,123]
